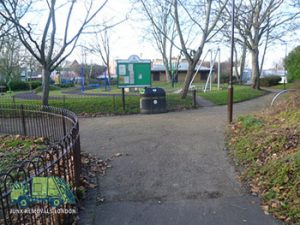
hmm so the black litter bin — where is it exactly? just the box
[140,88,167,114]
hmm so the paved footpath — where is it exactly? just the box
[78,93,282,225]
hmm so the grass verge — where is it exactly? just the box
[198,85,266,105]
[269,83,296,90]
[227,90,300,224]
[0,135,47,172]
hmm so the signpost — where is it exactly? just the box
[117,55,151,88]
[228,0,235,123]
[116,55,151,110]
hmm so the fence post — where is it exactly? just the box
[62,111,66,136]
[12,95,15,104]
[122,88,125,111]
[192,90,197,108]
[74,135,81,187]
[20,104,27,136]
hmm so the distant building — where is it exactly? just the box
[241,68,287,84]
[20,68,42,82]
[59,60,81,79]
[151,63,211,82]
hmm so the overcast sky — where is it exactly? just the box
[70,0,299,70]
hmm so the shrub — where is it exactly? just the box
[9,80,29,91]
[259,75,281,87]
[219,74,237,84]
[284,46,300,82]
[28,81,42,90]
[238,115,263,130]
[58,83,74,88]
[7,80,43,91]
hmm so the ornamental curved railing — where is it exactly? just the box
[0,104,81,225]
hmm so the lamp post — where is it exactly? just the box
[228,0,235,123]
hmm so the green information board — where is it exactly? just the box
[117,55,151,88]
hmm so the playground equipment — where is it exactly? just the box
[189,48,221,93]
[11,176,75,208]
[80,65,85,92]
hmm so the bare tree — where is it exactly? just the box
[174,0,229,98]
[136,0,178,83]
[0,34,22,81]
[0,0,108,105]
[23,54,42,90]
[89,27,112,80]
[232,0,300,89]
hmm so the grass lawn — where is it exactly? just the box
[0,82,196,115]
[268,82,296,90]
[0,92,193,115]
[50,95,140,114]
[49,94,193,115]
[227,91,300,223]
[198,85,266,105]
[83,85,122,95]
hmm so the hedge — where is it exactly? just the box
[5,80,42,91]
[259,75,281,87]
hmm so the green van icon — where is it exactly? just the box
[11,177,75,208]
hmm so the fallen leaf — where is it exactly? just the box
[261,205,269,215]
[96,196,105,203]
[114,153,122,157]
[89,183,97,189]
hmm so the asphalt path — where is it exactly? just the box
[78,93,282,225]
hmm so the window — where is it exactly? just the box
[153,73,160,81]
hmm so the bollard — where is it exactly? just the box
[192,90,197,108]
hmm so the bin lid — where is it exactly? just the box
[140,87,166,97]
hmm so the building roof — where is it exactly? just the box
[116,55,151,64]
[151,63,211,72]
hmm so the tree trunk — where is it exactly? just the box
[239,44,247,84]
[251,48,260,89]
[163,57,171,82]
[42,68,51,106]
[180,61,197,99]
[107,63,111,81]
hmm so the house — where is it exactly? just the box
[151,63,211,82]
[60,60,81,79]
[20,68,42,81]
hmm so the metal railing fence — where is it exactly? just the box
[0,104,81,225]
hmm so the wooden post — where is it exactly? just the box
[192,90,197,108]
[122,88,125,111]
